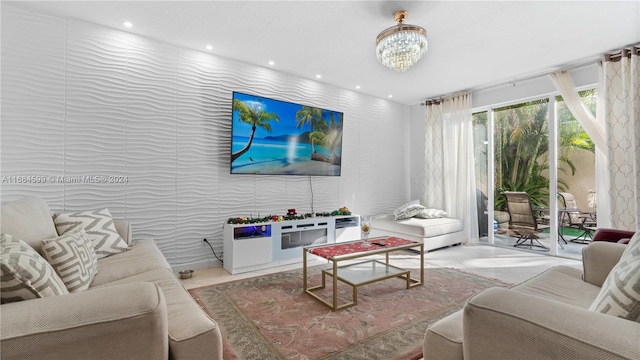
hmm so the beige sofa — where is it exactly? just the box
[424,240,640,359]
[0,197,222,360]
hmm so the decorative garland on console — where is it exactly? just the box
[227,208,352,224]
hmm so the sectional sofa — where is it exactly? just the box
[0,196,222,360]
[424,233,640,359]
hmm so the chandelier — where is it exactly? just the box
[376,10,428,72]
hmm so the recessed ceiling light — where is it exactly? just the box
[388,95,393,98]
[268,61,275,66]
[123,21,133,28]
[316,74,322,79]
[356,85,361,89]
[206,45,213,50]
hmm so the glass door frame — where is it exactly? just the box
[477,94,560,255]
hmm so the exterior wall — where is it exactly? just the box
[560,148,596,211]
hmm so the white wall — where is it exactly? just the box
[1,5,411,271]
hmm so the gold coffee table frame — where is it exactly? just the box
[303,237,424,311]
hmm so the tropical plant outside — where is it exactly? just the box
[473,89,596,211]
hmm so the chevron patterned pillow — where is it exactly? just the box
[41,231,98,292]
[1,234,69,304]
[53,208,129,259]
[589,230,640,322]
[393,200,425,220]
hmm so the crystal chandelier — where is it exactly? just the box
[376,10,428,72]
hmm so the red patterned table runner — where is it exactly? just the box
[309,237,418,259]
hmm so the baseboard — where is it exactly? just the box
[171,258,222,273]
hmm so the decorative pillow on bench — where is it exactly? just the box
[394,200,425,220]
[53,208,129,259]
[0,234,69,304]
[589,230,640,322]
[415,208,448,219]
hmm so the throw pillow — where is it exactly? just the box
[394,200,425,220]
[53,208,129,259]
[415,208,449,219]
[589,230,640,322]
[0,234,69,304]
[41,231,98,293]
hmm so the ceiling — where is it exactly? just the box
[7,1,640,105]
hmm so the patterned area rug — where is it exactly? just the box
[189,266,511,360]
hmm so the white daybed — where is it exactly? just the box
[370,214,464,252]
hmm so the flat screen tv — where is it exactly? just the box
[230,92,343,176]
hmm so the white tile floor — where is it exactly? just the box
[180,243,583,289]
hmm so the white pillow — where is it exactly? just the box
[1,234,69,304]
[394,200,425,220]
[41,230,98,293]
[589,230,640,322]
[53,208,129,259]
[415,208,449,219]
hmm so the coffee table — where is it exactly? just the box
[303,237,424,311]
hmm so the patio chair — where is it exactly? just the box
[557,192,597,243]
[503,191,551,250]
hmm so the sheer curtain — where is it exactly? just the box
[548,71,611,228]
[424,93,478,244]
[550,45,639,231]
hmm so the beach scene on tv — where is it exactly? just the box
[231,92,343,176]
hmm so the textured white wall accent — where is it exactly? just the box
[1,5,411,270]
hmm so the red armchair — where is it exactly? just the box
[591,228,635,244]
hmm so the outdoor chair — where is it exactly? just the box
[503,191,551,250]
[557,192,597,243]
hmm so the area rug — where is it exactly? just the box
[189,266,511,360]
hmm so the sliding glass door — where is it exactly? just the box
[475,90,597,258]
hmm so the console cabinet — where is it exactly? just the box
[223,215,360,274]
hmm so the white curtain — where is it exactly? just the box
[599,46,640,231]
[548,71,611,228]
[424,93,479,244]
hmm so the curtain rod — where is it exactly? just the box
[421,44,639,106]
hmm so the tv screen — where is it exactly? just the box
[230,92,343,176]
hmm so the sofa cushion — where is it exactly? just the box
[589,231,640,322]
[90,239,171,287]
[512,265,600,309]
[41,231,98,293]
[53,208,129,259]
[1,196,59,253]
[0,234,69,303]
[92,268,223,359]
[393,200,425,220]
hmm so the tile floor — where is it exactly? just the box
[180,243,583,289]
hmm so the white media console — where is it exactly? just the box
[223,215,360,274]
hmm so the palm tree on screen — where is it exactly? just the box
[231,99,279,163]
[295,106,323,154]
